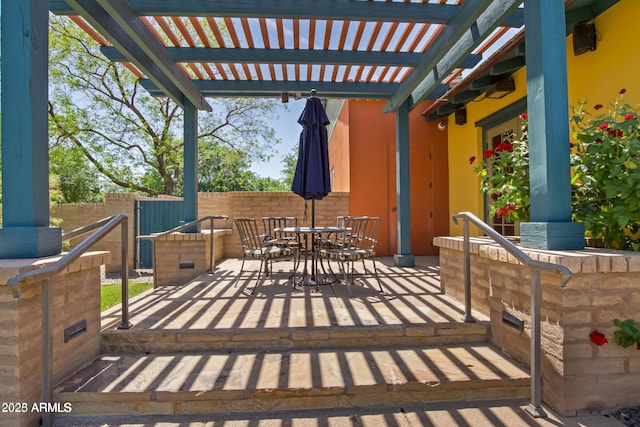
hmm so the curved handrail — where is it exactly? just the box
[452,212,572,286]
[451,211,574,418]
[8,214,129,301]
[6,214,131,427]
[136,215,229,273]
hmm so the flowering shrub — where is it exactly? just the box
[570,90,640,251]
[472,112,530,223]
[471,90,640,250]
[590,319,640,351]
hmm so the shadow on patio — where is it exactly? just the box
[100,256,489,342]
[51,256,623,426]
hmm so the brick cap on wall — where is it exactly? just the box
[433,236,640,274]
[0,251,111,299]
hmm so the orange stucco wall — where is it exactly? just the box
[329,99,449,256]
[329,103,350,192]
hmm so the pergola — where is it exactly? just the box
[1,0,595,262]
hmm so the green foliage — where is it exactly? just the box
[473,114,530,223]
[252,176,288,191]
[50,145,103,203]
[570,92,640,250]
[48,16,281,197]
[198,142,259,192]
[473,91,640,251]
[280,146,299,190]
[612,319,640,349]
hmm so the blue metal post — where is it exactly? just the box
[183,101,198,232]
[0,0,62,258]
[520,0,584,250]
[393,100,415,267]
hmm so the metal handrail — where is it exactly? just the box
[451,211,573,419]
[137,215,229,273]
[7,213,131,427]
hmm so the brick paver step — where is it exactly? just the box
[52,400,623,427]
[101,322,490,353]
[55,343,530,418]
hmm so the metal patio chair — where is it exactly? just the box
[261,216,301,271]
[318,216,384,296]
[234,218,298,294]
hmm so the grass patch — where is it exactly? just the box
[101,281,153,312]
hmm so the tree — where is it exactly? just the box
[280,146,299,190]
[47,15,281,197]
[197,141,258,192]
[50,144,103,203]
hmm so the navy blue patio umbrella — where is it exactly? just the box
[291,90,331,228]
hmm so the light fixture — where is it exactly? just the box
[485,77,515,99]
[455,108,467,125]
[573,22,596,56]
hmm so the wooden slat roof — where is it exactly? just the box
[49,0,617,114]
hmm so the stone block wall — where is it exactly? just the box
[202,191,349,258]
[53,193,143,271]
[153,230,231,287]
[53,192,350,272]
[0,252,110,427]
[434,236,640,416]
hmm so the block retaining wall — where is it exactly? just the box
[0,252,110,427]
[53,192,350,272]
[434,236,640,416]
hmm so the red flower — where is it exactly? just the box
[484,149,494,159]
[569,142,574,148]
[589,330,608,346]
[637,343,640,351]
[520,112,528,120]
[625,114,637,121]
[600,123,610,130]
[594,104,603,110]
[490,191,502,201]
[468,156,476,164]
[496,203,516,218]
[620,88,627,94]
[608,129,624,138]
[494,142,513,152]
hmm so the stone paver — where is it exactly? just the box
[57,256,624,427]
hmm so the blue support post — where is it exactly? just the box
[0,0,61,258]
[183,101,199,232]
[520,0,584,250]
[393,100,415,267]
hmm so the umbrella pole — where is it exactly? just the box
[311,200,316,280]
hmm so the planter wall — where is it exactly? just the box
[434,236,640,416]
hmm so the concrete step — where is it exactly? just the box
[54,343,530,419]
[101,322,490,353]
[52,400,625,427]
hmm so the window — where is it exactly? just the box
[485,117,524,237]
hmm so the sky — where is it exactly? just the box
[249,100,307,180]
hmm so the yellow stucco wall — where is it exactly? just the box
[447,69,528,234]
[447,0,640,235]
[566,0,640,107]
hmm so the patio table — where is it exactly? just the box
[274,226,345,291]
